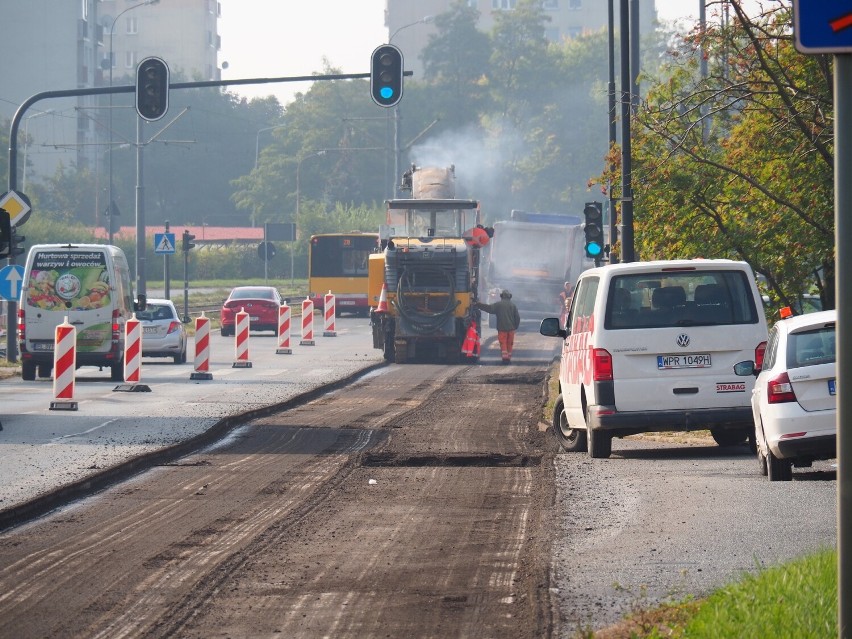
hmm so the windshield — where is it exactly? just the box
[387,208,476,238]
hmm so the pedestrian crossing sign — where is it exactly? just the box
[154,232,176,254]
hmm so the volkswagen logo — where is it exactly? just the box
[676,334,691,348]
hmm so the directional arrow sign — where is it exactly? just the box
[0,264,25,301]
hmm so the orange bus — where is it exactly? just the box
[308,232,379,317]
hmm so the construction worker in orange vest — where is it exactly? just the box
[476,290,521,364]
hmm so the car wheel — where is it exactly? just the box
[710,428,748,447]
[767,449,793,481]
[110,362,123,382]
[552,394,587,452]
[22,361,36,381]
[37,363,52,379]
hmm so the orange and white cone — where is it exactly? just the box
[462,321,479,358]
[376,282,389,313]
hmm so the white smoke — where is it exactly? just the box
[407,119,526,221]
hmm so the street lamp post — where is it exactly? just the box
[21,109,54,193]
[107,0,159,244]
[295,146,386,218]
[388,16,433,196]
[255,124,287,170]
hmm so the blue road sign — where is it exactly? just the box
[154,232,176,254]
[0,264,24,301]
[794,1,852,53]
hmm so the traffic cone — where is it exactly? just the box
[462,321,479,358]
[376,282,389,313]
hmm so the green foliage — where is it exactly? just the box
[627,1,834,311]
[421,1,492,128]
[232,66,391,226]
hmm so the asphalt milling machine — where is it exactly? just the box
[369,166,489,364]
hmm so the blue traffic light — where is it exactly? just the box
[583,202,604,261]
[371,45,403,108]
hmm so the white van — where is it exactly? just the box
[540,259,768,458]
[19,244,143,381]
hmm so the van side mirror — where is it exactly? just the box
[134,294,147,312]
[733,361,758,377]
[539,317,568,339]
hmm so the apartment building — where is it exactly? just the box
[386,0,658,79]
[0,0,219,189]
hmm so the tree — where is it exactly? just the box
[627,0,834,311]
[232,64,390,226]
[421,1,492,129]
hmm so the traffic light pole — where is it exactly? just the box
[4,69,411,363]
[135,114,147,303]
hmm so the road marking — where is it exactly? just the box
[46,418,120,444]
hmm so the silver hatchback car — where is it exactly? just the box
[138,298,187,364]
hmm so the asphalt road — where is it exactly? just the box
[0,318,838,638]
[0,315,384,518]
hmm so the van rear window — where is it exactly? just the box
[27,251,111,311]
[604,270,759,330]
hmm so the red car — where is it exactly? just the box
[220,286,282,336]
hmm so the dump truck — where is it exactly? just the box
[481,210,593,326]
[369,165,486,363]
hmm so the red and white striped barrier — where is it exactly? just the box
[124,314,142,383]
[300,297,315,345]
[323,291,337,337]
[277,303,292,354]
[233,307,252,367]
[49,317,78,411]
[191,312,213,380]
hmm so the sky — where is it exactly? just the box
[217,1,737,108]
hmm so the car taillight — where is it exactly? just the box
[167,321,180,334]
[755,341,767,371]
[112,309,121,343]
[17,308,24,342]
[592,348,613,381]
[767,372,796,404]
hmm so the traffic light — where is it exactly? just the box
[136,57,169,121]
[10,228,25,257]
[182,230,196,252]
[370,44,403,108]
[0,208,10,259]
[583,202,604,261]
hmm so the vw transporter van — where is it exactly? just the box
[540,259,768,458]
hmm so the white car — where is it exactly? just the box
[735,309,836,481]
[138,299,187,364]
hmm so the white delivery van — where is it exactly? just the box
[19,244,142,382]
[540,259,768,458]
